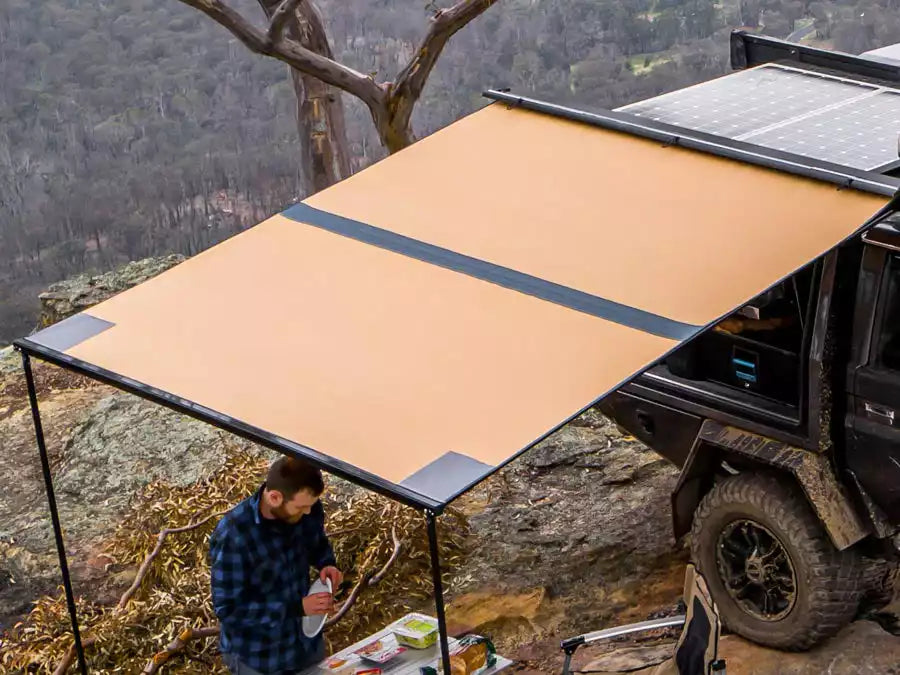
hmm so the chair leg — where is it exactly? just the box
[710,659,726,674]
[561,648,577,675]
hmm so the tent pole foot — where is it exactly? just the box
[427,510,452,675]
[22,351,88,675]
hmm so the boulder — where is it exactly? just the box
[38,254,185,327]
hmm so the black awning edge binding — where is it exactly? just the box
[12,337,445,513]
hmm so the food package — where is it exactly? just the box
[322,654,361,673]
[392,615,439,649]
[420,635,496,675]
[355,668,382,675]
[354,638,407,664]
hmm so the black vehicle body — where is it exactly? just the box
[594,31,900,649]
[602,31,900,549]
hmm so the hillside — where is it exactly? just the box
[3,0,900,345]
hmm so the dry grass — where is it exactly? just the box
[1,451,469,673]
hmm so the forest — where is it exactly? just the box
[3,0,900,344]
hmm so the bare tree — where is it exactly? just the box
[176,0,499,164]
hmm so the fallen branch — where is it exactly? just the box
[141,626,219,674]
[325,527,402,627]
[52,637,97,675]
[118,510,228,610]
[51,510,228,674]
[369,527,401,585]
[324,570,372,628]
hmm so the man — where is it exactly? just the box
[210,457,344,675]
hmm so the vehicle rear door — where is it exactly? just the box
[848,242,900,523]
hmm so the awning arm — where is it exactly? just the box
[21,350,89,675]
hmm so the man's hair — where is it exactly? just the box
[265,457,324,499]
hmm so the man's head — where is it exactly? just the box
[261,457,325,524]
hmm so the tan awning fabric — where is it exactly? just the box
[305,104,886,326]
[21,103,889,509]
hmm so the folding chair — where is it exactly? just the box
[560,565,727,675]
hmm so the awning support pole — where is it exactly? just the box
[21,351,88,675]
[426,510,452,675]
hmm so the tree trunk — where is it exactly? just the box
[258,0,351,194]
[292,0,352,190]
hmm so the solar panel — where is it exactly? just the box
[618,64,900,171]
[744,90,900,170]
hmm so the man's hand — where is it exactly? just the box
[320,565,343,589]
[302,592,333,616]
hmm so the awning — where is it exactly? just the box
[16,91,899,675]
[17,100,892,512]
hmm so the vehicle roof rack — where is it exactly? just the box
[731,30,900,84]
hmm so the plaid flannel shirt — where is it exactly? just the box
[209,485,336,674]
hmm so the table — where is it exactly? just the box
[301,613,513,675]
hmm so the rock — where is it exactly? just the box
[714,620,900,674]
[870,597,900,635]
[0,381,271,631]
[447,588,546,636]
[578,644,674,672]
[0,346,18,376]
[460,416,683,597]
[37,254,185,327]
[525,427,608,469]
[47,392,264,547]
[452,414,687,666]
[572,620,900,674]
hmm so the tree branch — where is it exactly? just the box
[325,527,402,627]
[141,626,220,674]
[117,510,228,610]
[267,0,303,44]
[52,637,97,675]
[389,0,498,130]
[369,526,401,585]
[175,0,384,112]
[324,570,372,628]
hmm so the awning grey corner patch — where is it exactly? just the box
[27,314,115,352]
[400,451,494,504]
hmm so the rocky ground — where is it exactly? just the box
[0,261,898,672]
[0,346,279,631]
[444,412,900,674]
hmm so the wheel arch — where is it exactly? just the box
[672,420,872,551]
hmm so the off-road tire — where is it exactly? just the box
[691,472,866,650]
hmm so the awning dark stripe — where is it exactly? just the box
[282,203,699,341]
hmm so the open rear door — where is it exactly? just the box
[18,101,893,510]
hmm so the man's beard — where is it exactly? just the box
[272,505,303,524]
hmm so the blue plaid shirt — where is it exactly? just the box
[210,485,336,674]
